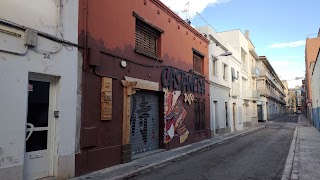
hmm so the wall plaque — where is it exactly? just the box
[101,77,112,120]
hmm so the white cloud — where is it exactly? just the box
[269,40,305,48]
[160,0,229,19]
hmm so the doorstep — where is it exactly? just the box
[132,149,166,160]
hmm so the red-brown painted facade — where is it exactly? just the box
[76,0,210,176]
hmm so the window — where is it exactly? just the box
[212,59,217,76]
[195,99,206,131]
[135,18,161,59]
[241,48,247,72]
[223,63,228,80]
[193,53,204,74]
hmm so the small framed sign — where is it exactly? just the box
[101,77,112,120]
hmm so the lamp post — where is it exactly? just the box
[211,51,233,60]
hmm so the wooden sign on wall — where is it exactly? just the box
[101,77,112,120]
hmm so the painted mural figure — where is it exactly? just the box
[164,88,189,144]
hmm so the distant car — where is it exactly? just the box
[296,110,302,114]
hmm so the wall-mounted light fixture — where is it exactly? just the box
[210,51,233,60]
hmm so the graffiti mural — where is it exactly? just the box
[137,96,151,144]
[130,92,159,155]
[164,88,189,144]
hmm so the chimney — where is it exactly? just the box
[318,28,320,38]
[245,30,249,39]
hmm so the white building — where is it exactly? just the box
[245,30,260,127]
[256,56,286,121]
[218,30,258,128]
[0,1,80,179]
[198,26,243,135]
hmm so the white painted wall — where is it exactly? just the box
[198,26,244,133]
[0,0,79,179]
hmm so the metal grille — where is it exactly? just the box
[193,53,203,74]
[135,20,158,56]
[195,99,206,131]
[130,91,159,155]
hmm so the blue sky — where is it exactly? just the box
[160,0,320,88]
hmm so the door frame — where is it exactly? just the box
[26,73,59,177]
[233,103,236,131]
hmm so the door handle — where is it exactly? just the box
[30,153,43,159]
[26,123,34,141]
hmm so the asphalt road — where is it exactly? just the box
[129,115,298,180]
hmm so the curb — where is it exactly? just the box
[281,116,300,180]
[111,125,266,180]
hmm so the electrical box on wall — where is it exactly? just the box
[24,29,38,47]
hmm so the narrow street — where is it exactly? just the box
[129,115,298,180]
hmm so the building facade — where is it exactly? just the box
[76,0,210,176]
[257,56,286,121]
[288,88,298,114]
[245,30,260,127]
[305,30,320,120]
[197,26,242,135]
[0,1,79,179]
[282,80,291,114]
[311,48,320,131]
[218,30,257,129]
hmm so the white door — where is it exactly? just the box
[24,79,53,180]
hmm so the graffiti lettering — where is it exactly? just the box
[161,66,205,95]
[184,93,194,105]
[137,96,151,145]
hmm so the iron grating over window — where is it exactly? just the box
[135,19,159,58]
[193,53,204,75]
[195,98,206,131]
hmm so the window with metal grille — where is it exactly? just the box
[195,99,206,131]
[135,19,159,58]
[193,53,204,74]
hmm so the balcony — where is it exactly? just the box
[231,82,240,97]
[258,88,270,97]
[242,88,251,100]
[259,69,284,95]
[258,88,286,104]
[251,66,260,79]
[252,90,260,99]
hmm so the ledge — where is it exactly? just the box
[135,47,163,62]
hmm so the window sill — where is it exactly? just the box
[193,71,205,78]
[135,48,162,62]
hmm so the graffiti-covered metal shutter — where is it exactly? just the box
[130,91,159,155]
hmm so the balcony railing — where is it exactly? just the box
[259,69,284,95]
[252,90,260,99]
[257,88,286,104]
[231,82,240,97]
[242,88,251,100]
[251,66,260,78]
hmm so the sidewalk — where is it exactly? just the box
[74,124,267,180]
[282,114,320,180]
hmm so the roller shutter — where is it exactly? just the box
[130,91,159,155]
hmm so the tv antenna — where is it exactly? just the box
[181,1,190,22]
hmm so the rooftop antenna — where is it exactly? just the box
[181,1,190,24]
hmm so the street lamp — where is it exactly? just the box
[210,51,233,60]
